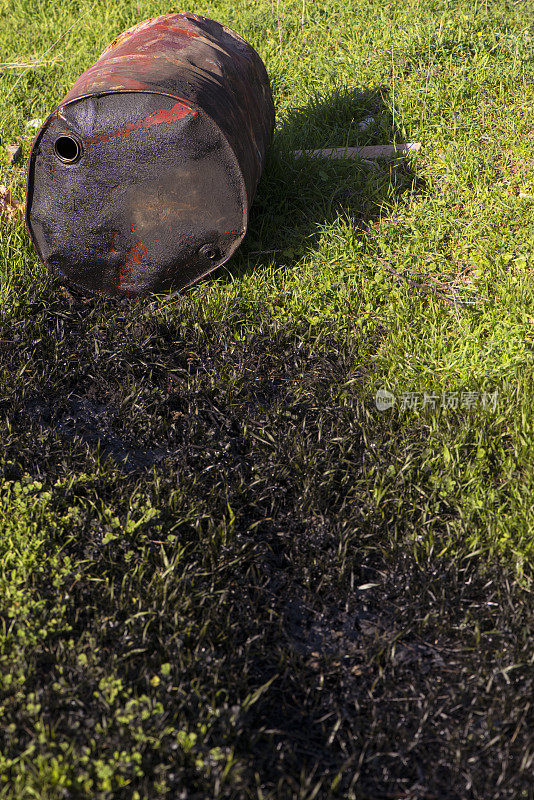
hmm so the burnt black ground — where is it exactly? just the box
[0,293,532,799]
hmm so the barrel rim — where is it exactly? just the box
[26,89,249,298]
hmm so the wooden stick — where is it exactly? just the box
[292,143,421,160]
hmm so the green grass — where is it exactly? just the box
[1,0,533,797]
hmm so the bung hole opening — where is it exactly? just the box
[54,136,81,164]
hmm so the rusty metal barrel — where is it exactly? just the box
[25,13,274,297]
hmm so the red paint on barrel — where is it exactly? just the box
[132,21,200,40]
[103,17,201,56]
[119,240,149,287]
[85,101,196,146]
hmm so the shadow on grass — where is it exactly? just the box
[224,85,426,279]
[1,302,532,799]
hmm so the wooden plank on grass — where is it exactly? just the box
[292,143,421,160]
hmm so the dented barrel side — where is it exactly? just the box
[26,13,275,297]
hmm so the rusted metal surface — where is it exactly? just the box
[26,13,274,297]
